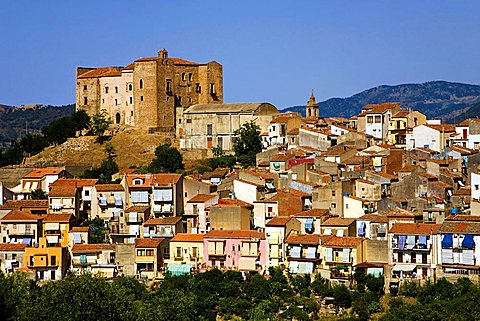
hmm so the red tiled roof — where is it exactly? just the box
[49,184,78,197]
[125,206,150,212]
[24,168,64,179]
[1,210,41,221]
[205,230,265,239]
[271,154,292,162]
[293,209,330,218]
[170,57,200,66]
[51,179,98,187]
[270,114,299,123]
[361,103,401,115]
[123,63,135,70]
[171,233,204,242]
[0,243,28,251]
[135,238,164,248]
[43,214,72,222]
[439,221,480,234]
[134,57,158,62]
[389,223,441,235]
[72,244,115,253]
[95,184,124,192]
[77,67,112,79]
[0,200,48,210]
[446,215,480,222]
[323,236,364,247]
[425,124,456,132]
[322,217,356,227]
[216,198,253,208]
[125,174,182,188]
[266,216,294,226]
[143,217,182,226]
[358,214,389,223]
[286,234,330,245]
[70,226,89,233]
[187,194,217,203]
[356,179,376,186]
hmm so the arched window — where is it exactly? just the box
[308,109,311,117]
[139,79,143,89]
[115,113,121,124]
[128,84,133,91]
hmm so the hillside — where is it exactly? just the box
[0,104,75,149]
[283,81,480,121]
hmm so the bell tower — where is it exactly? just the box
[305,91,319,118]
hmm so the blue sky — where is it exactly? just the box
[1,1,479,109]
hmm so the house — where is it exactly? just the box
[183,176,216,207]
[387,109,427,147]
[0,199,48,218]
[71,244,116,278]
[134,238,169,280]
[12,167,72,200]
[209,199,253,231]
[24,235,69,281]
[143,216,183,239]
[321,217,356,237]
[343,195,374,219]
[355,179,382,202]
[436,221,480,282]
[123,173,184,218]
[312,180,354,217]
[48,183,80,218]
[91,184,125,221]
[68,226,89,249]
[232,179,264,205]
[292,208,331,235]
[203,230,267,272]
[0,210,43,245]
[49,179,98,218]
[0,243,27,274]
[179,103,279,151]
[387,223,440,283]
[42,214,74,248]
[165,233,204,275]
[267,113,305,147]
[321,236,366,282]
[265,216,301,268]
[383,208,423,229]
[406,124,456,152]
[298,127,337,151]
[285,234,329,275]
[184,194,218,233]
[112,205,150,244]
[200,168,230,186]
[356,214,389,240]
[357,103,401,141]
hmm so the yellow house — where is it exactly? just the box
[135,238,168,280]
[165,233,204,275]
[24,214,73,281]
[320,236,365,281]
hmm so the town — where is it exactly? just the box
[0,48,479,300]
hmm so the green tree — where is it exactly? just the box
[148,144,184,173]
[233,121,262,167]
[70,109,91,132]
[82,217,109,243]
[30,189,48,200]
[89,110,112,136]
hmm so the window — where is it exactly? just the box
[85,190,90,196]
[115,86,118,93]
[139,79,143,89]
[207,124,213,135]
[192,247,198,258]
[83,97,88,105]
[128,84,133,91]
[131,111,134,117]
[136,249,145,256]
[140,96,144,101]
[129,97,133,104]
[105,86,109,94]
[176,247,182,258]
[182,73,186,81]
[115,99,118,106]
[332,190,336,197]
[207,137,213,149]
[267,207,273,213]
[210,83,216,94]
[188,73,193,81]
[475,185,479,191]
[145,249,153,256]
[367,116,373,124]
[166,80,172,93]
[193,204,198,215]
[374,115,381,123]
[133,179,143,185]
[331,203,336,209]
[195,83,201,93]
[51,256,56,266]
[346,204,349,209]
[186,119,192,124]
[83,85,87,90]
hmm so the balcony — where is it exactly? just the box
[288,254,322,262]
[8,229,35,236]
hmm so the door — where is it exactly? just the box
[422,253,428,264]
[397,252,403,263]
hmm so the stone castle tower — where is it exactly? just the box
[75,49,223,133]
[305,91,319,118]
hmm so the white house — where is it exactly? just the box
[406,124,456,152]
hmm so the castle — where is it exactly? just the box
[76,49,223,132]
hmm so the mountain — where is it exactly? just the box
[0,104,75,149]
[283,81,480,122]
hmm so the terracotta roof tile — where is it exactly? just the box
[187,194,217,203]
[358,214,389,223]
[126,173,182,188]
[0,200,48,210]
[293,208,330,218]
[425,124,456,132]
[70,226,89,233]
[1,210,41,221]
[205,230,265,239]
[170,57,200,66]
[43,214,72,222]
[49,184,78,197]
[0,243,28,251]
[446,215,480,222]
[216,198,253,207]
[77,67,112,79]
[72,244,115,253]
[24,168,64,179]
[143,217,182,226]
[286,234,330,245]
[323,236,364,247]
[271,153,293,162]
[439,221,480,234]
[135,238,165,248]
[389,223,441,235]
[170,233,204,242]
[95,184,124,192]
[125,205,150,212]
[266,216,294,226]
[51,179,98,187]
[322,217,356,227]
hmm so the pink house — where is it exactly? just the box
[203,230,267,272]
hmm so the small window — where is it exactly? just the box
[374,115,382,123]
[207,124,213,135]
[210,83,216,94]
[83,85,87,90]
[186,119,192,124]
[332,190,336,197]
[140,96,144,101]
[83,97,88,105]
[128,84,133,91]
[179,119,182,124]
[105,86,109,94]
[182,73,186,81]
[115,86,118,93]
[85,190,90,196]
[131,111,134,116]
[115,99,118,105]
[129,97,133,104]
[139,79,143,89]
[195,83,201,93]
[166,79,172,93]
[188,73,193,81]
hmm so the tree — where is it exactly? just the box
[148,144,184,173]
[70,110,90,132]
[82,217,108,243]
[30,189,48,200]
[233,121,262,167]
[89,110,112,136]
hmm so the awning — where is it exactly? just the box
[392,263,416,272]
[442,234,453,248]
[22,238,31,245]
[418,235,427,246]
[462,234,474,249]
[332,266,348,270]
[167,263,192,276]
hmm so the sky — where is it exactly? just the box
[1,1,479,109]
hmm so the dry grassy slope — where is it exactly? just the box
[24,127,175,170]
